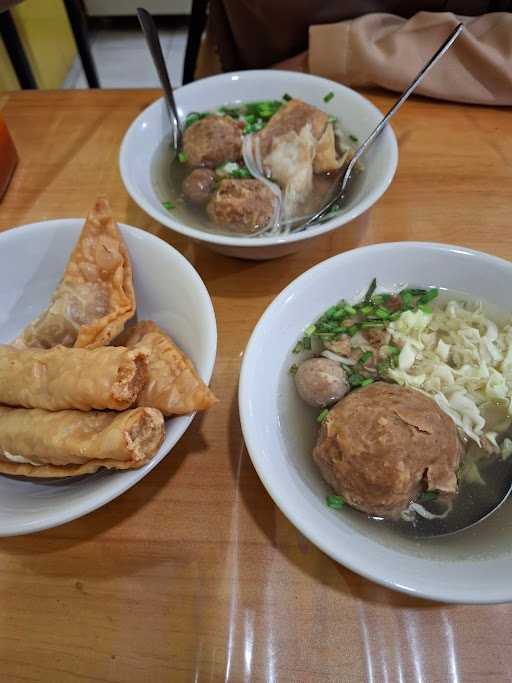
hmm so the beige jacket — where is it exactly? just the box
[198,11,512,105]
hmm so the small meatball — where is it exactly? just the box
[295,357,349,408]
[182,169,216,205]
[183,115,242,168]
[206,178,275,235]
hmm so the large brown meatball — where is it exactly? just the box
[206,179,275,234]
[183,115,242,168]
[313,382,462,517]
[182,169,216,205]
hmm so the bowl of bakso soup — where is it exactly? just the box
[120,70,397,260]
[240,242,512,602]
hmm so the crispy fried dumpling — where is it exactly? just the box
[14,197,135,349]
[115,321,217,415]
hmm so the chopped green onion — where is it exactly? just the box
[364,278,377,303]
[177,151,188,163]
[326,494,345,509]
[219,105,241,118]
[418,288,439,304]
[361,321,385,328]
[349,134,358,143]
[289,364,298,376]
[347,325,360,337]
[323,91,335,103]
[344,305,357,316]
[402,288,427,297]
[292,341,303,354]
[419,304,433,314]
[388,344,400,355]
[184,111,208,128]
[328,115,337,124]
[377,361,390,375]
[302,336,311,350]
[361,305,373,315]
[162,200,174,210]
[375,307,391,320]
[317,408,329,423]
[360,351,373,364]
[418,490,439,503]
[331,309,347,321]
[231,167,252,179]
[361,378,374,387]
[304,324,316,337]
[401,291,413,306]
[283,93,292,101]
[349,373,365,387]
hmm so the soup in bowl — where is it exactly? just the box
[239,242,512,603]
[120,70,398,259]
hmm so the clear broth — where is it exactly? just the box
[281,287,512,554]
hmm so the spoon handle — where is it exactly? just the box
[137,7,183,151]
[352,22,464,166]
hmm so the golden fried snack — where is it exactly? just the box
[0,345,148,411]
[115,321,217,415]
[0,406,164,478]
[14,197,135,349]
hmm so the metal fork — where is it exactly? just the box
[300,22,464,231]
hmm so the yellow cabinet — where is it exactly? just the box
[0,0,77,90]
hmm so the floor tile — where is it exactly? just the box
[61,24,188,89]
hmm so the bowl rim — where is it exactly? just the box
[119,69,398,248]
[0,219,217,536]
[239,240,512,604]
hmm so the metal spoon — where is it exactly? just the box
[137,7,183,152]
[390,452,512,538]
[301,22,465,230]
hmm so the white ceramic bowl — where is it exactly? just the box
[239,242,512,603]
[0,220,217,536]
[120,70,398,260]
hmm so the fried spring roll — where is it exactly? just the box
[0,406,164,478]
[0,345,149,411]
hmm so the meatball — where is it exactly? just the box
[182,169,216,205]
[183,115,242,168]
[295,358,349,408]
[206,179,275,235]
[313,382,463,517]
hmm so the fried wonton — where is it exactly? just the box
[115,320,217,415]
[14,197,135,349]
[0,406,164,478]
[257,99,329,159]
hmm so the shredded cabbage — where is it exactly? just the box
[388,302,512,446]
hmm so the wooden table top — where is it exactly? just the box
[1,89,511,682]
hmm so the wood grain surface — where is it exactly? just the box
[0,89,511,682]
